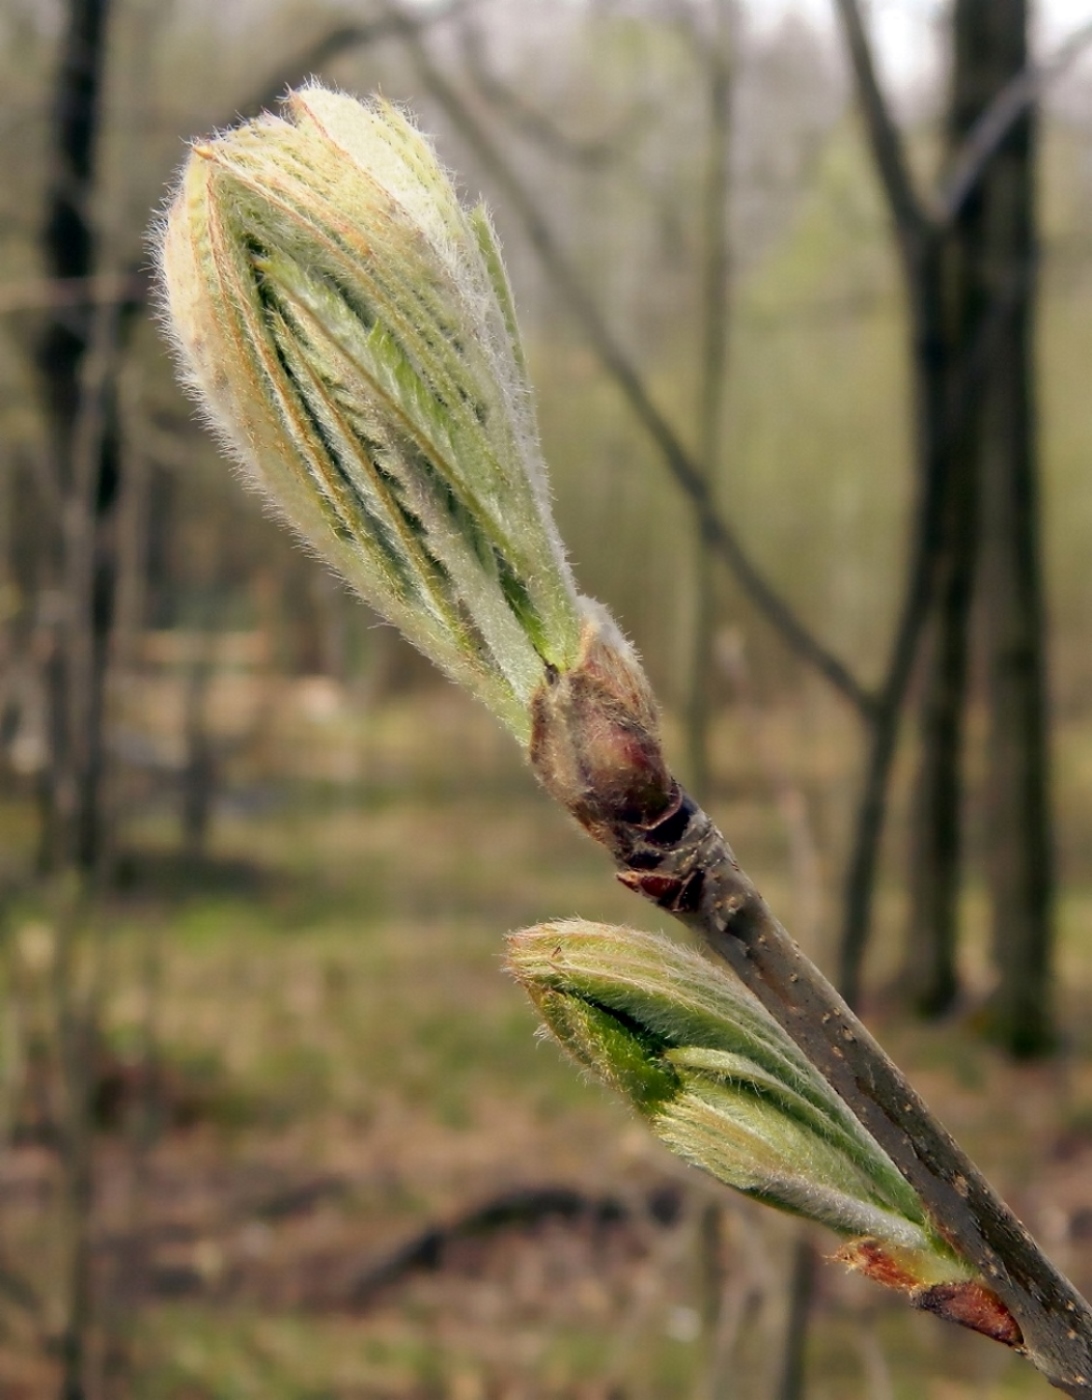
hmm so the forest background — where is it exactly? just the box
[2,0,1092,1396]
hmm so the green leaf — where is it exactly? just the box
[509,920,968,1275]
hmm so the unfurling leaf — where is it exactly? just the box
[158,84,671,818]
[158,85,588,741]
[508,920,970,1281]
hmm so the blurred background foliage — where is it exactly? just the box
[1,0,1092,1396]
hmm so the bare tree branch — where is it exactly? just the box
[830,0,930,268]
[838,257,1040,1003]
[832,0,1070,1022]
[390,6,875,718]
[605,790,1092,1397]
[837,1,1092,237]
[457,17,650,168]
[527,654,1092,1393]
[937,18,1092,224]
[234,1,471,121]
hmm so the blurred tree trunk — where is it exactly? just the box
[907,0,1053,1053]
[686,0,733,805]
[973,1,1054,1056]
[904,12,986,1018]
[834,0,1055,1052]
[35,0,120,877]
[33,7,116,1400]
[833,0,954,1008]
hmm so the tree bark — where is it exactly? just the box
[907,0,1053,1051]
[35,0,119,877]
[972,0,1054,1057]
[904,20,990,1016]
[835,0,1054,1045]
[35,8,117,1393]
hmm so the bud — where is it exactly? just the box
[530,601,673,841]
[157,85,585,742]
[508,921,969,1276]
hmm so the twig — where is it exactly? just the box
[561,775,1092,1397]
